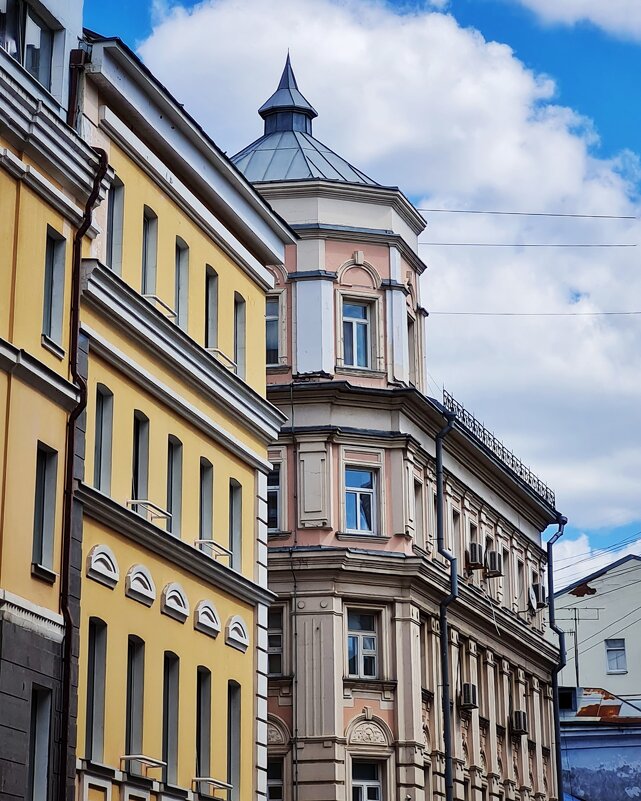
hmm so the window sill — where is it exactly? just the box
[335,366,386,379]
[606,669,628,675]
[78,760,118,778]
[31,562,57,584]
[41,334,65,360]
[343,677,397,697]
[160,783,189,798]
[267,530,292,540]
[336,532,389,543]
[267,364,290,373]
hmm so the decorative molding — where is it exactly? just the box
[125,564,156,607]
[225,614,250,652]
[266,715,290,746]
[161,582,190,622]
[347,716,392,748]
[86,544,120,589]
[0,337,79,411]
[337,259,382,290]
[0,589,64,642]
[194,600,221,638]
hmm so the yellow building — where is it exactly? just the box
[0,5,293,801]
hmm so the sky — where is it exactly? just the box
[84,0,641,588]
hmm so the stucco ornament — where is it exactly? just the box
[267,723,285,745]
[350,720,388,745]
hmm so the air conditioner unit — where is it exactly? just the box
[533,583,547,608]
[461,682,478,710]
[485,550,503,578]
[512,710,528,735]
[467,542,484,570]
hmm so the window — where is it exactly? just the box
[205,266,218,348]
[32,443,57,572]
[162,652,179,784]
[42,226,65,346]
[347,611,377,679]
[227,681,241,801]
[267,758,284,801]
[229,479,242,571]
[605,638,627,673]
[199,458,213,540]
[234,292,246,378]
[268,607,284,676]
[558,687,576,712]
[85,618,107,762]
[131,411,149,513]
[407,314,417,386]
[266,296,280,365]
[196,667,211,777]
[106,176,124,273]
[352,762,382,801]
[502,547,511,606]
[93,384,113,493]
[125,636,145,774]
[452,509,461,559]
[517,559,525,607]
[27,686,51,801]
[141,206,157,295]
[166,436,182,536]
[174,237,189,330]
[414,479,424,545]
[343,301,370,368]
[345,467,376,534]
[267,464,281,532]
[1,2,53,90]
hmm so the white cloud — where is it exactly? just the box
[138,0,641,530]
[552,532,641,589]
[510,0,641,41]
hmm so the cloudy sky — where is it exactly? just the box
[85,0,641,588]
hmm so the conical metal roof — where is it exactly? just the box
[232,56,378,186]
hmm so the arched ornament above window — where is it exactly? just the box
[161,582,190,623]
[125,564,156,607]
[346,714,392,747]
[225,614,250,652]
[337,259,382,291]
[86,544,119,589]
[194,600,221,638]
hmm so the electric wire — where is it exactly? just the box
[417,208,637,220]
[553,532,641,564]
[419,242,636,248]
[428,310,641,317]
[578,609,641,656]
[559,575,641,610]
[555,536,641,572]
[564,601,641,652]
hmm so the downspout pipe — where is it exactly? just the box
[547,513,568,801]
[436,410,457,801]
[58,147,108,801]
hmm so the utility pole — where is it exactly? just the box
[573,608,580,687]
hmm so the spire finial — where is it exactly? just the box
[258,54,318,134]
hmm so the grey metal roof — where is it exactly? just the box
[232,56,378,186]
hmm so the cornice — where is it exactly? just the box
[81,260,286,454]
[0,49,107,203]
[0,589,64,642]
[0,337,79,410]
[77,483,275,607]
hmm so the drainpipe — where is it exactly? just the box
[58,147,108,801]
[547,513,568,801]
[436,410,457,801]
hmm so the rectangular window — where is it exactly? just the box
[343,301,370,368]
[21,5,53,90]
[196,667,211,777]
[517,559,525,607]
[268,607,284,676]
[131,411,149,513]
[199,458,213,541]
[174,237,189,330]
[32,443,57,571]
[234,292,246,379]
[85,618,107,762]
[93,384,113,493]
[229,479,242,571]
[166,436,183,536]
[162,652,179,785]
[227,681,241,801]
[141,206,158,295]
[266,295,280,365]
[125,636,145,774]
[345,467,376,534]
[408,314,417,386]
[502,547,511,606]
[106,176,124,273]
[205,266,218,348]
[28,686,51,801]
[267,758,284,801]
[347,610,378,679]
[267,464,281,532]
[605,638,627,673]
[352,762,382,801]
[42,226,65,346]
[452,509,461,559]
[414,479,424,545]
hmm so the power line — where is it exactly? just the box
[572,602,641,652]
[417,208,637,220]
[560,575,641,610]
[579,608,641,656]
[428,310,641,317]
[553,532,641,564]
[419,242,636,248]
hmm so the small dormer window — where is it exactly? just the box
[1,2,54,91]
[343,302,370,368]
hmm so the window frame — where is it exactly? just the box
[346,609,379,680]
[267,757,285,801]
[267,606,284,677]
[32,441,57,576]
[229,479,242,571]
[105,175,124,273]
[344,466,377,535]
[166,435,183,537]
[227,680,241,801]
[125,635,145,775]
[174,236,189,330]
[141,205,158,296]
[351,760,383,801]
[2,1,55,91]
[27,684,52,801]
[85,617,107,762]
[131,411,149,514]
[162,651,180,785]
[267,463,282,533]
[336,291,383,373]
[342,300,371,369]
[205,265,218,349]
[234,292,246,379]
[42,225,65,349]
[93,384,113,493]
[605,638,627,674]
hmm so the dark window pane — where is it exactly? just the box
[346,469,373,490]
[267,466,280,487]
[267,489,279,530]
[268,653,282,675]
[356,322,368,366]
[344,303,367,320]
[353,763,378,781]
[343,320,354,364]
[268,607,283,629]
[347,635,358,675]
[348,612,375,632]
[363,655,376,677]
[266,318,279,363]
[267,760,283,780]
[367,788,380,801]
[346,491,357,530]
[353,790,362,801]
[266,299,279,317]
[359,494,372,531]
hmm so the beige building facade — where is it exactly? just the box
[232,59,563,801]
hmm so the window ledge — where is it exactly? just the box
[267,530,292,540]
[269,674,294,686]
[606,669,628,675]
[335,366,386,379]
[31,562,57,584]
[343,677,397,694]
[78,760,118,778]
[267,364,290,373]
[336,532,389,543]
[41,334,65,360]
[160,782,189,799]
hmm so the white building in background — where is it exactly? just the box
[233,56,565,801]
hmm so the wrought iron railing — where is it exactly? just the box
[442,390,555,507]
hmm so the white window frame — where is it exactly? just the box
[199,457,214,541]
[605,638,627,674]
[32,442,57,574]
[166,435,182,537]
[234,292,246,379]
[229,479,242,571]
[346,609,378,680]
[267,463,282,533]
[342,300,371,369]
[141,205,158,295]
[106,175,124,273]
[336,292,384,373]
[205,266,218,348]
[42,225,65,349]
[174,237,189,331]
[265,294,281,366]
[268,606,284,677]
[267,757,284,801]
[351,761,382,801]
[345,466,377,535]
[93,384,113,493]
